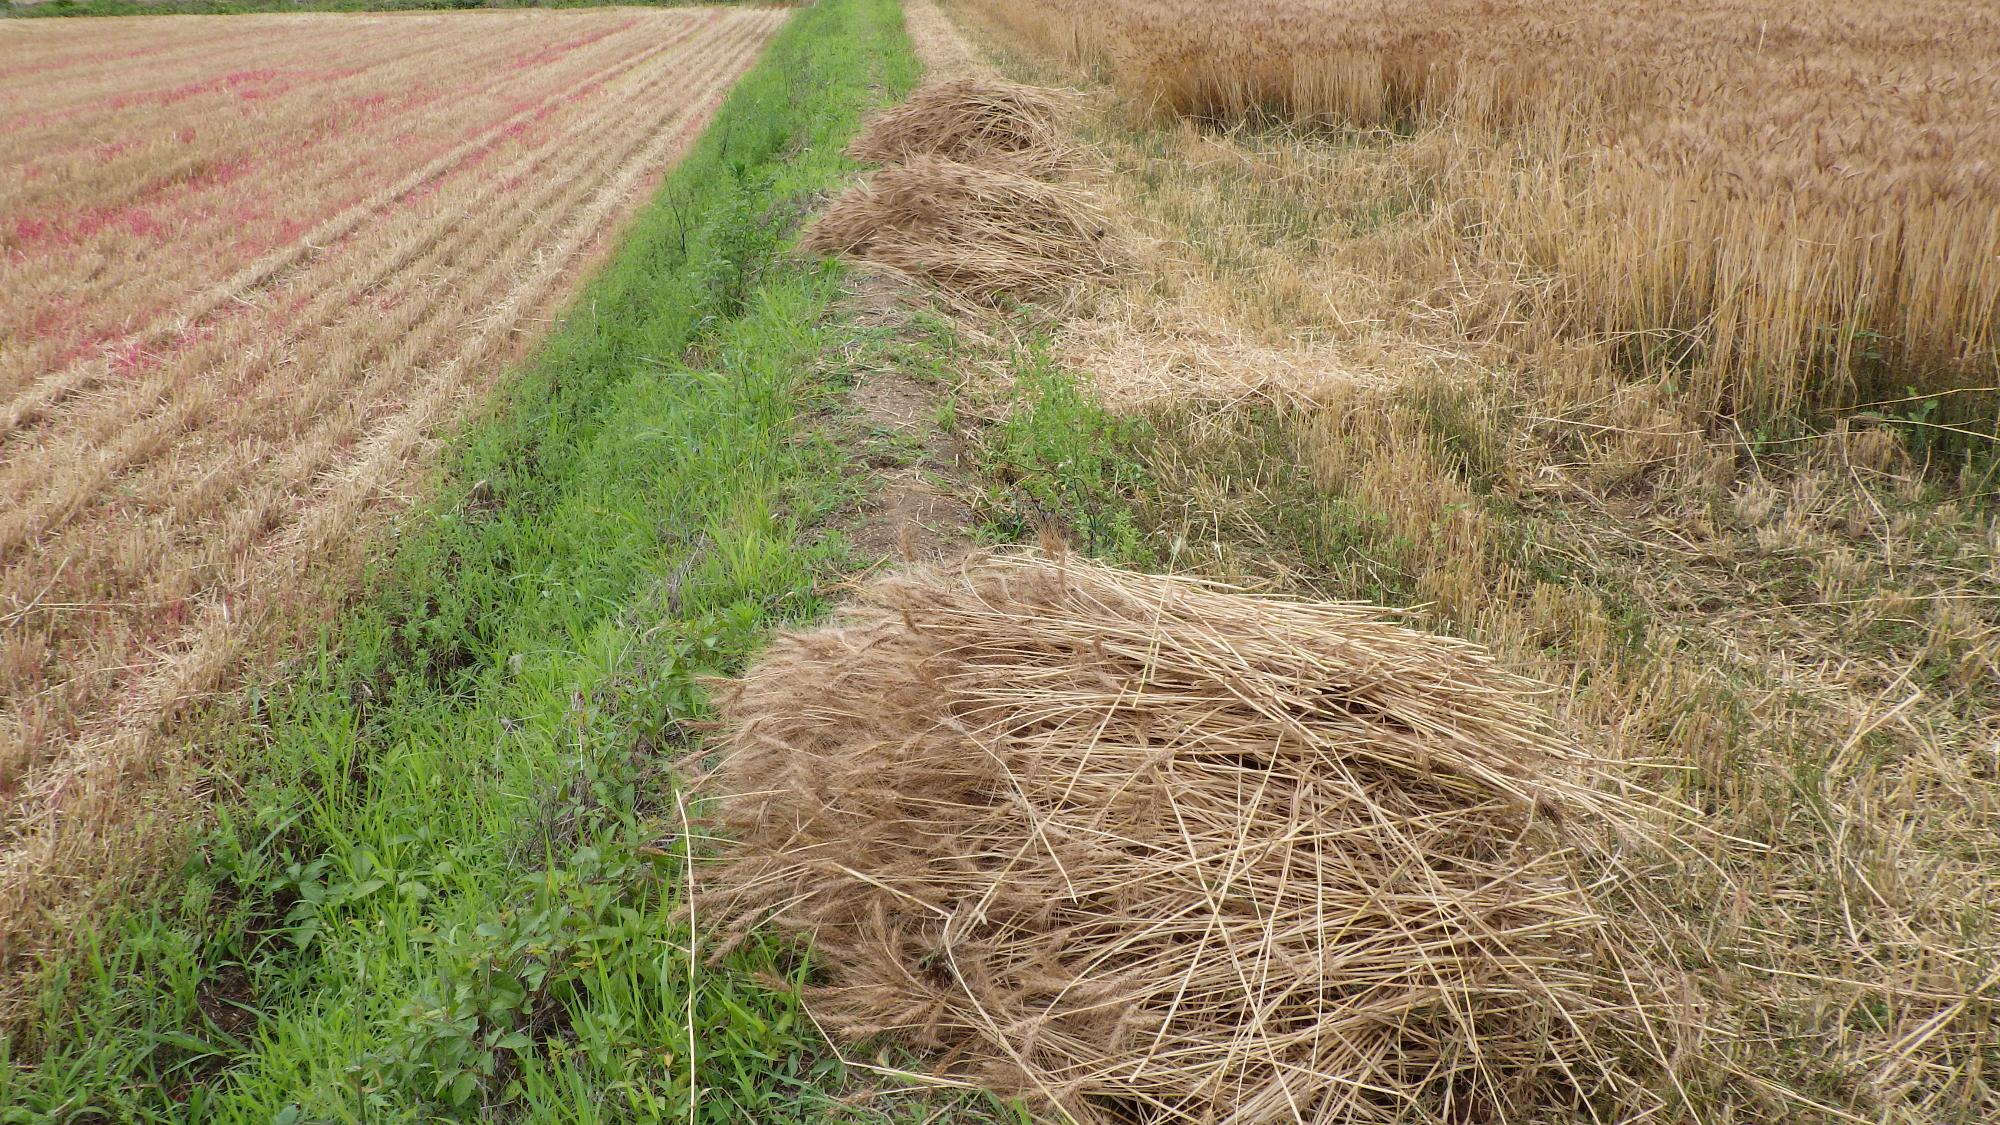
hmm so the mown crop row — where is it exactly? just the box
[0,8,786,986]
[960,0,2000,418]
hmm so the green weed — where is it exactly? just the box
[977,344,1157,566]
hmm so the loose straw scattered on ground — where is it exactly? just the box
[695,549,1699,1124]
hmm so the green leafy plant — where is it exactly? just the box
[981,342,1156,565]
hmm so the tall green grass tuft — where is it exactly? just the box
[977,345,1157,567]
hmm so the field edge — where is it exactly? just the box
[0,4,1016,1122]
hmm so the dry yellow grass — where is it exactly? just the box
[841,5,2000,1120]
[848,78,1078,171]
[1081,99,1999,1125]
[0,8,785,982]
[899,0,991,81]
[803,155,1123,307]
[954,0,2000,419]
[700,549,1700,1124]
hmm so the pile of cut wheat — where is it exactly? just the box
[696,549,1697,1124]
[802,156,1119,305]
[806,76,1116,305]
[850,78,1077,170]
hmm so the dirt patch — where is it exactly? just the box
[846,467,973,565]
[849,369,934,430]
[160,964,260,1102]
[832,277,977,566]
[195,965,259,1043]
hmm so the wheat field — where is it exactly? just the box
[959,0,2000,418]
[0,8,785,971]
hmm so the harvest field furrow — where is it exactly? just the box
[0,14,747,529]
[0,7,786,976]
[0,13,719,427]
[0,15,705,409]
[0,61,739,864]
[0,26,715,572]
[0,48,705,450]
[0,21,759,722]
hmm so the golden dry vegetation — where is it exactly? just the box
[0,7,784,979]
[703,550,1703,1124]
[957,0,2000,418]
[814,2,2000,1120]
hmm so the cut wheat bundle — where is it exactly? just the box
[850,78,1079,171]
[695,549,1700,1125]
[802,156,1121,305]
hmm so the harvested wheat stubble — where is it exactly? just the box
[697,550,1698,1124]
[902,0,991,80]
[801,155,1120,305]
[850,78,1078,170]
[0,7,787,1007]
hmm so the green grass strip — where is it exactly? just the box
[1,2,930,1119]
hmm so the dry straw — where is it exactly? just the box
[696,550,1699,1124]
[850,78,1080,172]
[957,0,2000,416]
[801,156,1122,306]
